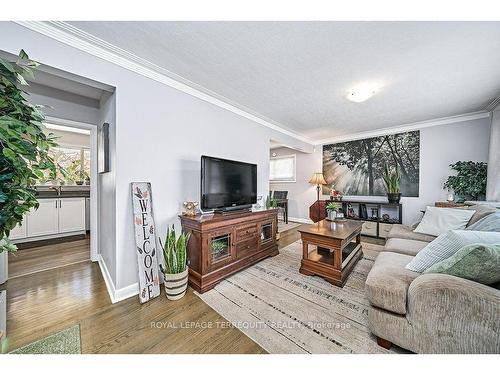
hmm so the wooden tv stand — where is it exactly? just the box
[180,208,279,293]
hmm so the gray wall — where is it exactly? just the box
[271,117,491,225]
[486,105,500,201]
[0,22,311,295]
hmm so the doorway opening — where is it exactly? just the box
[8,118,99,278]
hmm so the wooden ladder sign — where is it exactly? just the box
[131,182,160,303]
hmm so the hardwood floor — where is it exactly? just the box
[5,229,311,354]
[8,238,90,278]
[4,222,382,353]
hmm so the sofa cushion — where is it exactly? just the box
[414,206,475,236]
[465,204,498,226]
[384,238,428,257]
[424,243,500,285]
[466,212,500,232]
[406,230,500,273]
[387,224,436,243]
[365,252,421,315]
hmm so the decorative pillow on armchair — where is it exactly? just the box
[424,243,500,285]
[405,230,500,272]
[414,206,475,236]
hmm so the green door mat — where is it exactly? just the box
[10,324,81,354]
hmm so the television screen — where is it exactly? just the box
[201,156,257,210]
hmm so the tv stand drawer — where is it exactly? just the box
[236,236,259,258]
[235,224,258,243]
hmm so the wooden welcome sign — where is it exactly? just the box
[131,182,160,303]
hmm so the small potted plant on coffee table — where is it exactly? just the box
[382,163,402,204]
[159,225,190,301]
[326,202,341,220]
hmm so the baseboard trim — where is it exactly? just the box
[288,217,313,224]
[114,282,139,303]
[97,255,117,303]
[97,255,140,304]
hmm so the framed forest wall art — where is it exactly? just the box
[322,130,420,197]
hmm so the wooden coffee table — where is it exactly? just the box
[299,219,362,287]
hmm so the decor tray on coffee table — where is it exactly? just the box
[299,219,362,287]
[180,208,279,293]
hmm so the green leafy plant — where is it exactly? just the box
[382,163,401,194]
[159,225,190,274]
[265,195,278,209]
[326,202,341,211]
[443,161,487,201]
[0,50,58,253]
[66,159,89,184]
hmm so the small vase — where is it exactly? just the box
[327,210,337,220]
[163,267,189,300]
[387,193,401,204]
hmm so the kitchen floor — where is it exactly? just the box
[8,237,90,279]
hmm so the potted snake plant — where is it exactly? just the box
[382,163,402,203]
[159,225,190,300]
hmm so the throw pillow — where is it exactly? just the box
[465,204,498,226]
[424,243,500,285]
[414,206,475,236]
[466,212,500,232]
[405,230,500,272]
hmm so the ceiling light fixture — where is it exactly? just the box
[346,84,380,103]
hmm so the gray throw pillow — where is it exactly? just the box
[424,243,500,285]
[465,205,498,226]
[405,230,500,272]
[466,212,500,232]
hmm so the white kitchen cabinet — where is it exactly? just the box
[8,220,27,240]
[10,197,86,242]
[27,198,59,237]
[58,198,86,233]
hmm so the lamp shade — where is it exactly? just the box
[309,173,327,185]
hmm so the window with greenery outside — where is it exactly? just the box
[0,51,58,253]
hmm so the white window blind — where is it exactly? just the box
[270,155,296,182]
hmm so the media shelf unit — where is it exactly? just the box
[309,199,402,239]
[180,208,279,293]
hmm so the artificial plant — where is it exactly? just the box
[382,163,401,194]
[0,50,58,253]
[443,161,487,201]
[159,225,190,274]
[326,202,341,211]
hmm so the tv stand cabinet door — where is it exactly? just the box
[259,218,277,250]
[205,228,236,273]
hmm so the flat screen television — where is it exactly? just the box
[201,155,257,212]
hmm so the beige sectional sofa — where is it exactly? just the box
[365,205,500,354]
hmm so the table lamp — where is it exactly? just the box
[309,172,327,221]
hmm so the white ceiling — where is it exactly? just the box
[67,21,500,141]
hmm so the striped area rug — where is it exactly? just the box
[197,240,400,354]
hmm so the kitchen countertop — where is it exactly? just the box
[36,185,90,199]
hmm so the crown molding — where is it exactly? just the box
[15,21,313,145]
[314,111,491,145]
[485,95,500,111]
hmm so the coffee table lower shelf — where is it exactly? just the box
[299,242,362,287]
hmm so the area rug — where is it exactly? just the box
[10,324,81,354]
[277,221,301,233]
[196,240,400,354]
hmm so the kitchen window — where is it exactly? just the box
[270,154,296,183]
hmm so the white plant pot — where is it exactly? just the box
[0,251,7,285]
[327,210,337,220]
[0,290,6,347]
[163,267,189,301]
